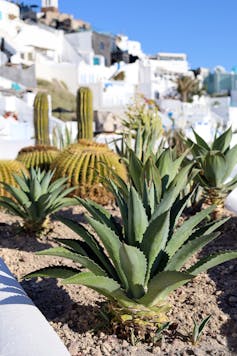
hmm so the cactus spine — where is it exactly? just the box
[0,160,28,198]
[17,145,59,171]
[76,87,93,140]
[34,92,50,145]
[51,140,127,204]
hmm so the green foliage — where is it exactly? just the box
[177,76,205,102]
[50,140,127,205]
[25,154,237,340]
[16,145,59,171]
[34,92,50,145]
[52,125,77,150]
[77,87,93,140]
[0,160,28,198]
[191,315,211,345]
[0,168,75,232]
[184,127,237,206]
[112,71,125,81]
[117,94,163,163]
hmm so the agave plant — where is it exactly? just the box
[0,168,75,232]
[184,127,237,207]
[25,171,237,340]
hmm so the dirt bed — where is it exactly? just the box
[0,206,237,356]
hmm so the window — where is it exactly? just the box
[28,52,33,61]
[93,57,100,65]
[99,42,105,50]
[0,12,2,21]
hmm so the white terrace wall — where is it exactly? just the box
[35,61,79,94]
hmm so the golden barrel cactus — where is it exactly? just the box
[0,160,28,197]
[16,145,59,171]
[51,140,127,204]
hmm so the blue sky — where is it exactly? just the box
[20,0,236,70]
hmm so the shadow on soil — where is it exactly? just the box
[0,223,51,252]
[198,216,237,353]
[21,277,108,334]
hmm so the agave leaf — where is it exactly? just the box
[192,129,210,151]
[56,216,117,279]
[12,174,30,193]
[1,183,30,206]
[169,190,194,237]
[40,171,54,194]
[141,211,170,284]
[62,271,134,307]
[192,315,211,344]
[24,266,80,280]
[48,177,68,193]
[151,164,192,221]
[188,251,237,275]
[223,144,237,180]
[166,205,215,257]
[189,217,229,240]
[165,232,220,271]
[76,197,123,238]
[186,138,208,157]
[106,179,128,237]
[37,247,107,276]
[128,149,143,194]
[0,196,27,217]
[128,187,148,244]
[119,243,147,298]
[138,271,194,307]
[86,216,128,289]
[202,152,227,187]
[212,126,232,152]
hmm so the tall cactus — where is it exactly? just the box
[76,87,93,140]
[34,92,50,145]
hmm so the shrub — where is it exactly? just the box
[25,156,237,341]
[184,127,237,208]
[0,168,75,232]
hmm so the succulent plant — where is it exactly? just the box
[76,87,93,140]
[34,92,50,145]
[0,168,75,232]
[50,140,127,204]
[25,175,237,341]
[16,145,59,171]
[184,127,237,208]
[0,160,28,198]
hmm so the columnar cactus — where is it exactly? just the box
[76,87,93,140]
[51,140,127,204]
[16,145,59,171]
[0,160,28,198]
[34,92,50,145]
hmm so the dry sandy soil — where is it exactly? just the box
[0,206,237,355]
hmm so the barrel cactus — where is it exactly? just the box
[16,145,60,171]
[76,87,93,140]
[34,92,50,145]
[0,160,28,198]
[50,140,127,204]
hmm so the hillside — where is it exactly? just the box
[37,79,76,121]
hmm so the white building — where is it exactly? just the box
[115,35,145,58]
[0,0,20,22]
[41,0,58,11]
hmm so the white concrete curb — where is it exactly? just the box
[225,188,237,214]
[0,258,70,356]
